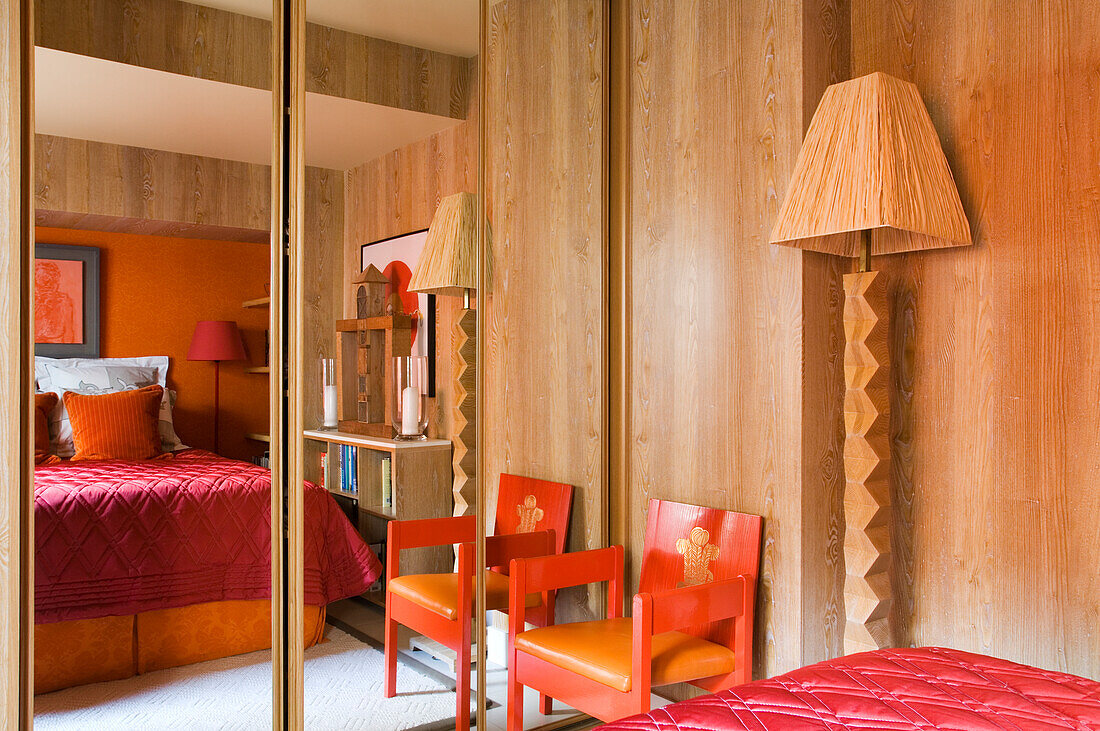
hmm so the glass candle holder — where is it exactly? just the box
[391,355,428,440]
[321,358,337,429]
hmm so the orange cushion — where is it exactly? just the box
[388,571,541,621]
[64,385,164,461]
[34,392,59,464]
[513,617,738,693]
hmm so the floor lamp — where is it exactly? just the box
[408,192,488,519]
[188,319,246,455]
[770,72,972,654]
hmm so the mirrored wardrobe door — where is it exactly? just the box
[31,0,275,726]
[298,1,480,728]
[481,0,609,728]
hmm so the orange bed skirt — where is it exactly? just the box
[35,600,326,694]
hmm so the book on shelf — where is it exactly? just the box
[334,444,358,496]
[349,445,358,496]
[381,455,392,510]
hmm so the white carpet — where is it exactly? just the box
[35,628,468,731]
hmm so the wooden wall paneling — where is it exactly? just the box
[301,168,343,480]
[484,0,608,624]
[35,135,271,237]
[33,210,269,243]
[1,0,32,724]
[306,23,470,119]
[852,0,1100,678]
[799,0,849,664]
[36,0,470,119]
[625,0,806,683]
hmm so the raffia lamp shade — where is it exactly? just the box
[407,192,488,522]
[409,192,490,295]
[769,72,971,257]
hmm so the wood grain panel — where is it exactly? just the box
[799,0,849,665]
[625,0,809,683]
[301,167,343,429]
[35,134,270,235]
[1,0,32,723]
[483,0,607,624]
[852,0,1100,679]
[36,0,470,118]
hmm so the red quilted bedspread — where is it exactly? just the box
[600,647,1100,730]
[34,450,382,624]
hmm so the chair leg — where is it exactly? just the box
[539,693,552,715]
[456,638,471,731]
[507,659,524,731]
[383,606,397,699]
[632,685,651,716]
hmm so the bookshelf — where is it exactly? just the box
[303,429,453,592]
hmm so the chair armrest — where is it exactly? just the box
[509,545,623,595]
[632,576,749,636]
[386,515,476,580]
[388,515,476,552]
[508,545,624,633]
[630,576,752,690]
[486,529,555,570]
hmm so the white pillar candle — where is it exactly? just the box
[322,384,338,428]
[401,384,419,435]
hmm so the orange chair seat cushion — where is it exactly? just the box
[514,617,738,693]
[388,571,541,621]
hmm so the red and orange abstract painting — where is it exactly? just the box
[34,258,84,344]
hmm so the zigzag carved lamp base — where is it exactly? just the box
[842,270,893,655]
[452,308,476,518]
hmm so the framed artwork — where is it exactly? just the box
[361,229,436,397]
[34,243,100,358]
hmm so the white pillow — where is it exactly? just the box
[36,355,170,390]
[42,360,188,456]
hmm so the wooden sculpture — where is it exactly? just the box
[336,265,412,437]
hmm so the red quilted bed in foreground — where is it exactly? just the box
[34,449,381,624]
[600,647,1100,730]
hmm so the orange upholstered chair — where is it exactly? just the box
[505,498,762,728]
[384,474,574,731]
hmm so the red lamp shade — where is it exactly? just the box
[187,320,246,362]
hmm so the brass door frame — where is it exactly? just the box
[6,0,36,726]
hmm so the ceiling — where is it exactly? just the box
[189,0,479,57]
[35,48,463,170]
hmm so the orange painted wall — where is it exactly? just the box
[35,227,270,462]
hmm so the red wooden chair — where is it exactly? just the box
[505,498,762,728]
[384,474,574,731]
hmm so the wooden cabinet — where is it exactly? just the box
[303,430,452,600]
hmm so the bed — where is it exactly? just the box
[598,647,1100,730]
[34,449,382,693]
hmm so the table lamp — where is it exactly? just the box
[770,72,972,654]
[409,192,489,518]
[187,319,246,454]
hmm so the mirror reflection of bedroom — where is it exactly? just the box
[26,0,480,727]
[30,0,281,726]
[298,2,481,730]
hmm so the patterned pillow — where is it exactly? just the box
[65,385,164,462]
[41,361,188,456]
